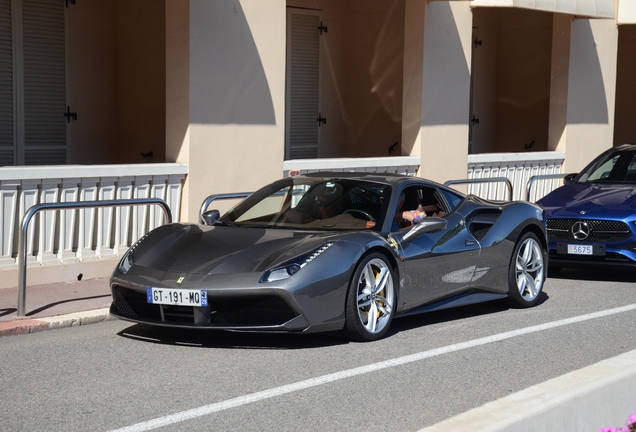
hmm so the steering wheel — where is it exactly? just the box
[344,209,375,222]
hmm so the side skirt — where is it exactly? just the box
[397,292,508,318]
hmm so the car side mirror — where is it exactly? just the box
[201,209,220,225]
[563,173,577,184]
[402,217,448,242]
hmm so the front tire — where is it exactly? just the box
[345,253,396,341]
[508,232,546,308]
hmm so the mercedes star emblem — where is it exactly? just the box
[571,221,590,241]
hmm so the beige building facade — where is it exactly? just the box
[1,0,635,285]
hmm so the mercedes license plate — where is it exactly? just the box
[567,244,593,255]
[147,287,208,306]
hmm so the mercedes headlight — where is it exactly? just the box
[260,242,334,283]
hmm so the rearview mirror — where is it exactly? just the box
[402,217,448,242]
[202,209,220,225]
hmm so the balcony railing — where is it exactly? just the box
[0,163,187,270]
[0,153,564,272]
[283,152,565,202]
[283,156,421,177]
[467,151,566,201]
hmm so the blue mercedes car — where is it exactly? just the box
[537,144,636,270]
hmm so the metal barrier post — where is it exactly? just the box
[444,177,514,201]
[199,192,252,224]
[17,198,172,317]
[526,173,571,201]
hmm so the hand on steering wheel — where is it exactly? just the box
[344,209,375,222]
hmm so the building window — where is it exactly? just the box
[0,0,68,166]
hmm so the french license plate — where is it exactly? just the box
[147,287,208,306]
[567,244,593,255]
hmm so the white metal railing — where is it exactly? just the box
[283,156,421,176]
[0,163,187,269]
[283,153,566,202]
[526,173,572,201]
[467,151,565,201]
[17,198,173,317]
[445,177,513,201]
[282,153,566,202]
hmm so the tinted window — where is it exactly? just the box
[578,150,636,184]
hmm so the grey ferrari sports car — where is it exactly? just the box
[110,172,548,341]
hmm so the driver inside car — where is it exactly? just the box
[283,182,375,229]
[394,192,445,230]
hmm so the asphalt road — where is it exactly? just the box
[2,268,636,432]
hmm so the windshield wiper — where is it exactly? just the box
[213,220,237,227]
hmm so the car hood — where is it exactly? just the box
[131,223,343,275]
[538,183,636,219]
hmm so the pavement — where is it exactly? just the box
[0,276,113,337]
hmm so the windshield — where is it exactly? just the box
[217,178,391,231]
[577,149,636,184]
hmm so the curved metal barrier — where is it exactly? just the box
[17,198,172,317]
[526,173,571,202]
[444,177,514,201]
[199,192,252,224]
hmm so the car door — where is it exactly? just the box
[392,186,480,310]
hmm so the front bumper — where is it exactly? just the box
[109,264,350,334]
[110,283,311,332]
[547,243,636,269]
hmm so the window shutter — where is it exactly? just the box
[286,9,320,160]
[0,0,13,165]
[22,0,66,165]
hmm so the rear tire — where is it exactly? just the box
[345,253,396,341]
[507,232,546,308]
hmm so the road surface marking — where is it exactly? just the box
[110,303,636,432]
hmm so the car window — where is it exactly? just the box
[579,150,636,184]
[584,155,619,182]
[439,188,463,211]
[219,178,391,231]
[235,184,308,223]
[391,185,449,232]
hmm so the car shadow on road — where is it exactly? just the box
[385,291,550,336]
[117,324,348,350]
[116,292,549,348]
[548,267,636,283]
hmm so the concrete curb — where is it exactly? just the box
[0,308,114,337]
[418,348,636,432]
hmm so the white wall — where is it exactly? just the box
[186,0,287,221]
[415,1,472,183]
[548,13,572,153]
[562,17,618,173]
[613,25,636,145]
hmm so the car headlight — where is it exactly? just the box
[118,232,151,274]
[260,242,334,283]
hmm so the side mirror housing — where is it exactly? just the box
[201,209,221,225]
[563,173,577,184]
[402,217,448,242]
